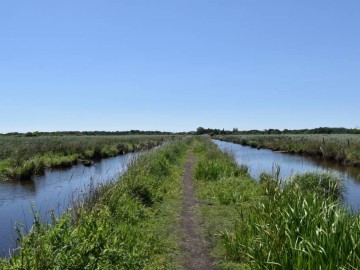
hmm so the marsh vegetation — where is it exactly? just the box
[0,135,171,180]
[0,138,190,269]
[1,135,360,269]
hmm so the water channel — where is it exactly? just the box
[0,153,136,256]
[213,139,360,212]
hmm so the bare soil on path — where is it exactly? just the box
[179,151,216,270]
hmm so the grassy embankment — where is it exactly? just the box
[0,138,191,269]
[214,134,360,166]
[194,137,360,269]
[0,135,172,181]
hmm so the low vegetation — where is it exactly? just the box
[194,137,360,269]
[215,134,360,166]
[2,136,360,269]
[0,135,174,180]
[0,138,191,269]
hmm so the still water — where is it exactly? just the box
[0,153,136,256]
[213,140,360,211]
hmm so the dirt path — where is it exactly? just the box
[179,152,216,270]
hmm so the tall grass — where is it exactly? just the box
[194,137,360,269]
[0,138,191,269]
[0,135,175,180]
[222,170,358,269]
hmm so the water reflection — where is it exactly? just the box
[0,153,135,256]
[301,155,360,182]
[213,139,360,212]
[0,180,36,206]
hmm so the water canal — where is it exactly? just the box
[0,153,136,256]
[213,139,360,211]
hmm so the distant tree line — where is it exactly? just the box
[2,127,360,137]
[196,127,360,135]
[195,127,233,136]
[1,130,176,137]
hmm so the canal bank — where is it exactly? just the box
[213,139,360,211]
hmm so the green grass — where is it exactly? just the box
[0,138,191,269]
[215,134,360,166]
[286,171,344,201]
[193,138,258,269]
[194,137,360,269]
[0,135,175,180]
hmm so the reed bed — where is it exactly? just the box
[0,135,174,180]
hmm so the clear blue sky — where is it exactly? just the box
[1,0,359,133]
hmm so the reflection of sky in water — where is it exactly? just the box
[0,153,136,256]
[213,140,360,213]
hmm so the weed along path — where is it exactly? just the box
[179,151,216,270]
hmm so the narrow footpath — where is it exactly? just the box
[179,151,216,270]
